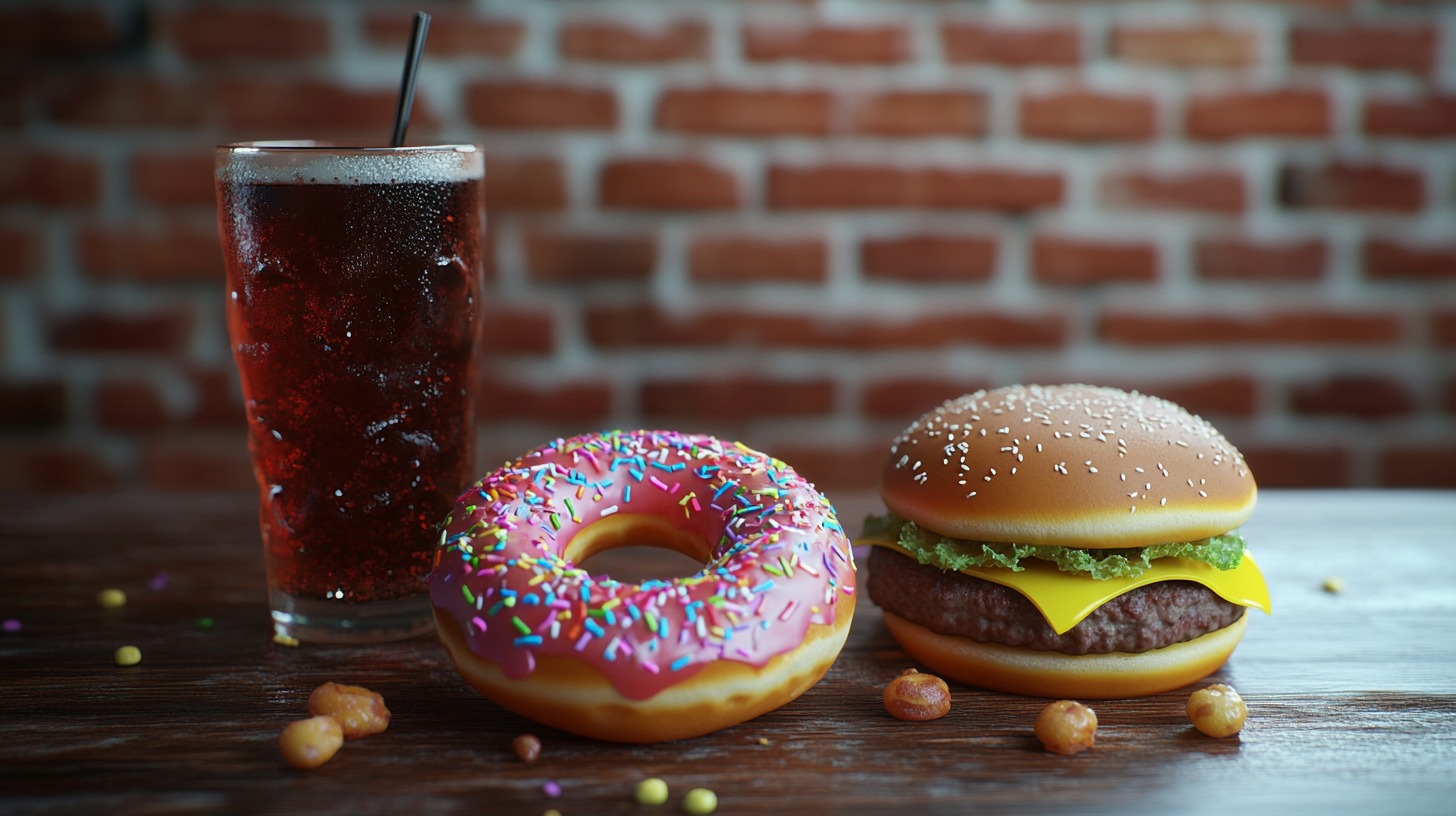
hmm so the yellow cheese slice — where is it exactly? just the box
[861,536,1272,636]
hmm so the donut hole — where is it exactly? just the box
[566,514,711,582]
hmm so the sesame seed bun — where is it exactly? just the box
[880,384,1256,549]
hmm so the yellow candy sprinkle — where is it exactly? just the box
[1322,576,1345,594]
[683,788,718,815]
[114,645,141,666]
[97,588,127,609]
[272,633,300,647]
[635,778,669,806]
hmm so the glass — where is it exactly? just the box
[215,142,483,643]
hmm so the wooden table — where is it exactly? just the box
[2,490,1454,814]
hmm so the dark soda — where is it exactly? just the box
[217,152,481,605]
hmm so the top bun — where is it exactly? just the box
[880,384,1256,549]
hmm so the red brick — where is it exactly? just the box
[1118,376,1262,420]
[0,7,124,57]
[599,158,741,211]
[215,78,436,137]
[363,11,523,58]
[78,221,224,283]
[1378,446,1456,488]
[1363,95,1456,138]
[479,303,556,356]
[768,164,1064,212]
[96,378,168,432]
[486,156,567,213]
[44,73,211,129]
[1100,309,1403,346]
[1240,444,1351,488]
[689,234,827,284]
[656,87,833,137]
[94,369,242,433]
[0,379,67,429]
[942,24,1080,66]
[861,235,997,283]
[0,151,101,209]
[1279,162,1424,213]
[850,91,987,138]
[1100,169,1245,214]
[46,307,195,355]
[1020,90,1159,142]
[561,19,708,62]
[1187,89,1330,140]
[1291,24,1436,76]
[1436,310,1456,347]
[1364,239,1456,282]
[1110,25,1260,69]
[0,445,121,492]
[862,377,996,420]
[182,368,245,430]
[132,152,216,209]
[1290,375,1418,420]
[756,440,887,493]
[0,225,46,281]
[1032,236,1158,286]
[465,81,617,131]
[476,377,614,423]
[523,230,656,285]
[744,23,910,64]
[640,376,837,422]
[585,303,1067,350]
[1195,238,1327,282]
[140,436,255,493]
[158,5,330,62]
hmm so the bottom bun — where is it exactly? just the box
[882,610,1248,699]
[435,596,854,743]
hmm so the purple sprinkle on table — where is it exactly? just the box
[3,619,20,633]
[543,780,561,798]
[148,572,170,591]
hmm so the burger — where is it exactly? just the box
[860,384,1270,699]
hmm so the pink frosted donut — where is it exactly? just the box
[429,429,857,743]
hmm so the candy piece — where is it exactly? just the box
[636,778,669,805]
[683,788,718,815]
[512,733,541,763]
[114,645,142,666]
[278,716,343,769]
[97,588,127,609]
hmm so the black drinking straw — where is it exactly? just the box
[389,11,431,147]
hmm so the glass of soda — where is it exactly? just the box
[215,142,483,643]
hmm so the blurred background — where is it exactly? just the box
[2,0,1454,498]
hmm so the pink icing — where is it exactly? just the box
[428,430,857,701]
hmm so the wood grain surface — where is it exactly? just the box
[1,490,1454,815]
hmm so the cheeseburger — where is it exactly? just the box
[861,384,1270,699]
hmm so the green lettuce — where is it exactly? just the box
[862,513,1245,580]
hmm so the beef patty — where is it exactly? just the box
[866,546,1245,655]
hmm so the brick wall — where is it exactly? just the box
[3,0,1455,496]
